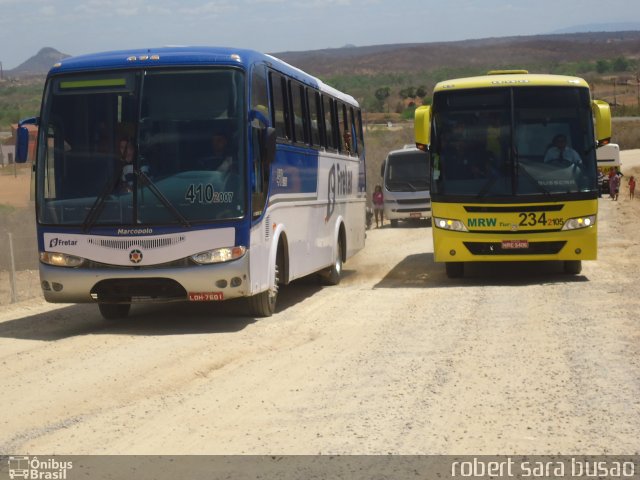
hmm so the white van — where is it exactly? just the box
[596,143,621,194]
[380,145,431,227]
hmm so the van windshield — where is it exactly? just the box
[385,150,430,192]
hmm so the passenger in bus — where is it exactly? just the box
[543,134,582,166]
[117,138,149,193]
[198,130,233,170]
[118,138,136,192]
[209,131,240,195]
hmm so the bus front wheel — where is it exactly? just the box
[98,302,131,320]
[564,260,582,275]
[445,262,464,278]
[249,263,280,317]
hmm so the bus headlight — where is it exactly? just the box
[561,215,596,231]
[191,246,246,264]
[40,251,86,267]
[434,217,468,232]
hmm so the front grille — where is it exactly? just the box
[87,235,186,250]
[463,241,566,256]
[396,207,431,213]
[85,257,194,269]
[396,198,430,205]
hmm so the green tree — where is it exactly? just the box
[596,60,610,74]
[374,87,391,112]
[612,56,630,72]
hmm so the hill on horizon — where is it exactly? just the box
[7,47,70,76]
[274,30,640,78]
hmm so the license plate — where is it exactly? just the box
[188,292,224,301]
[501,240,529,249]
[410,212,422,218]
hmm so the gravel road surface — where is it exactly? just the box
[1,153,639,455]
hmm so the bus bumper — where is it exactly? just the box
[433,226,597,263]
[38,255,251,304]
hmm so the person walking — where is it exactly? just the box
[629,175,636,200]
[372,184,384,228]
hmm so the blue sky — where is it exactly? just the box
[1,0,639,70]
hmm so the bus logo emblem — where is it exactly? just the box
[129,249,143,263]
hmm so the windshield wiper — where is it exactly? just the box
[82,172,121,233]
[136,169,191,228]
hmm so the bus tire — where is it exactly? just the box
[320,236,343,286]
[98,302,131,320]
[445,262,464,278]
[249,262,280,317]
[564,260,582,275]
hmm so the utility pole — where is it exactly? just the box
[0,61,3,80]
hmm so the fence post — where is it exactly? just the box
[8,232,18,303]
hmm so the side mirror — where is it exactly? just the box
[414,105,431,150]
[15,117,38,163]
[592,100,612,147]
[380,160,385,177]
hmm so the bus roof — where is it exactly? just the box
[48,46,358,106]
[433,72,590,93]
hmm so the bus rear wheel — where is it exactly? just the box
[564,260,582,275]
[98,302,131,320]
[445,262,464,278]
[320,236,343,286]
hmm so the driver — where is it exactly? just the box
[543,134,582,165]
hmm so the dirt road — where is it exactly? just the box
[1,157,639,455]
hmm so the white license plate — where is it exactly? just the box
[501,240,529,249]
[188,292,224,301]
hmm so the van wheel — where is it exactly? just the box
[390,219,398,228]
[564,260,582,275]
[445,262,464,278]
[249,261,280,317]
[320,236,343,286]
[98,302,131,320]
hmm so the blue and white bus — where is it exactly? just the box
[16,46,366,318]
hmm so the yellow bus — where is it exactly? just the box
[414,70,612,278]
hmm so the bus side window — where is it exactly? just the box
[307,88,322,147]
[269,72,290,141]
[356,108,365,159]
[337,102,350,154]
[323,95,337,151]
[289,80,307,144]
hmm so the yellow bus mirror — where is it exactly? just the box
[414,105,431,150]
[592,100,612,147]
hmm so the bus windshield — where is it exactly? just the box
[431,86,597,198]
[37,68,246,226]
[385,150,430,192]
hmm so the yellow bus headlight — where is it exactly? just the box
[562,215,596,231]
[434,217,468,232]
